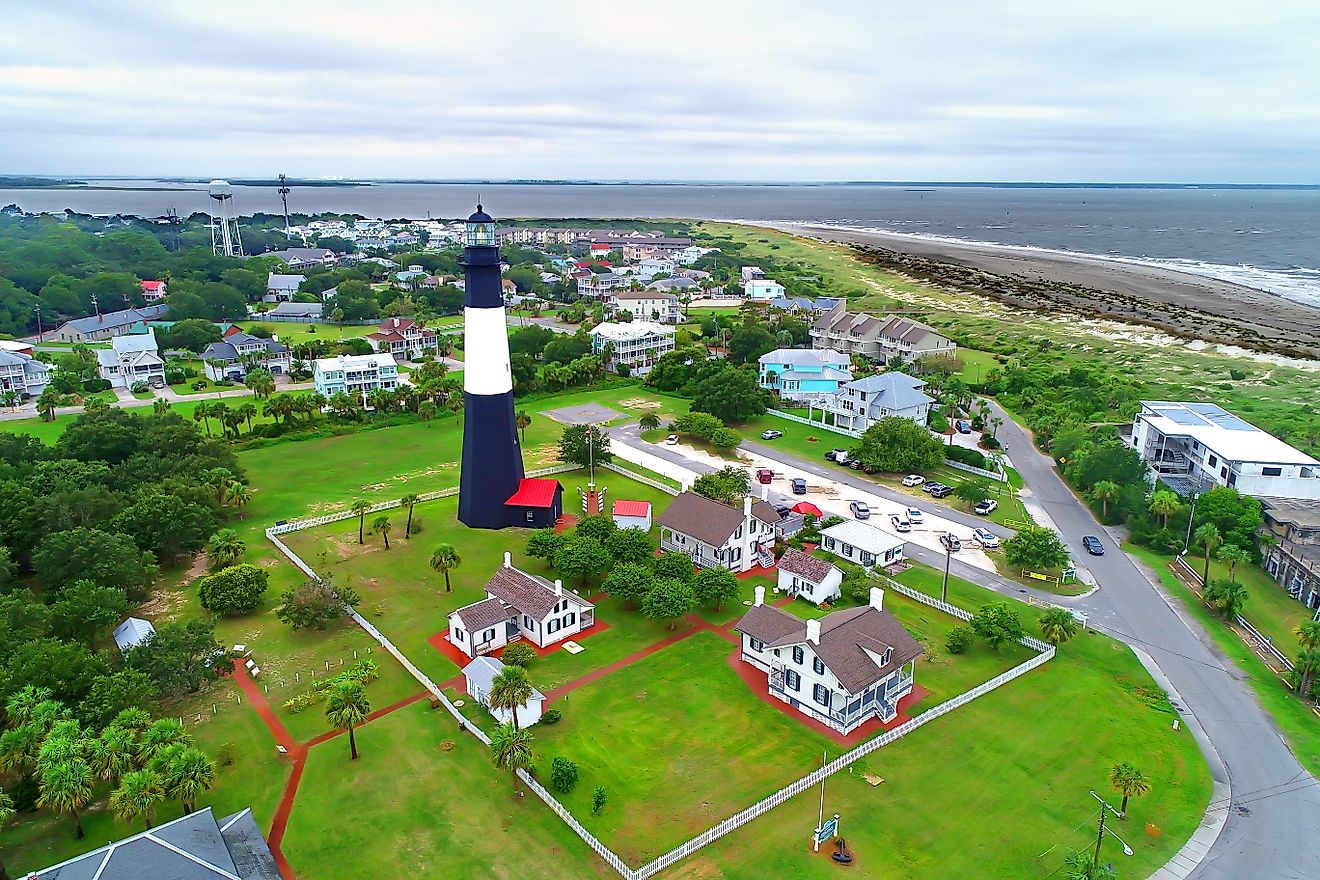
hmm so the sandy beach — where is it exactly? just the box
[775,223,1320,359]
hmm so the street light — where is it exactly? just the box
[1181,490,1200,555]
[1089,791,1134,867]
[941,536,952,604]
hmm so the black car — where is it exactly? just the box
[774,503,792,519]
[791,478,808,495]
[956,419,972,434]
[1082,535,1105,556]
[848,458,864,470]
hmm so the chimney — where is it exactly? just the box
[554,579,563,597]
[744,496,753,517]
[870,586,885,611]
[753,585,765,607]
[806,618,821,645]
[503,552,512,568]
[760,485,769,502]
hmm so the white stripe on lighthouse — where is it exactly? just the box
[463,306,513,395]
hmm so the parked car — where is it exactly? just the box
[849,500,871,519]
[921,480,943,494]
[774,503,792,519]
[760,429,783,440]
[822,448,849,464]
[929,485,954,499]
[956,419,972,434]
[939,533,962,552]
[901,474,925,487]
[1082,535,1105,556]
[972,528,1000,548]
[973,499,998,516]
[906,507,923,524]
[666,434,679,445]
[848,458,864,470]
[890,515,912,533]
[791,478,808,495]
[755,468,774,484]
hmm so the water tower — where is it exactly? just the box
[208,179,245,257]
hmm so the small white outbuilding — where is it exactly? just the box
[113,617,156,655]
[776,547,843,605]
[611,499,653,531]
[463,656,545,728]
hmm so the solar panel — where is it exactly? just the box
[1162,409,1205,425]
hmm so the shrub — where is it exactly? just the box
[541,708,562,725]
[928,411,950,434]
[820,515,846,529]
[83,378,112,393]
[501,642,537,668]
[710,426,741,450]
[945,626,974,654]
[945,445,988,469]
[131,380,150,394]
[1229,368,1248,381]
[198,563,269,616]
[215,742,236,766]
[591,785,608,815]
[283,693,317,714]
[551,756,579,793]
[980,432,1001,450]
[406,517,424,535]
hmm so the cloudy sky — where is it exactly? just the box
[2,0,1317,182]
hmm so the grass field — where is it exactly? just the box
[236,315,463,348]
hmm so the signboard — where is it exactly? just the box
[814,818,838,843]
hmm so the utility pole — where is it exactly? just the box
[278,173,292,239]
[942,538,952,603]
[90,292,101,319]
[1182,491,1200,555]
[34,303,43,342]
[1089,791,1131,868]
[813,750,827,852]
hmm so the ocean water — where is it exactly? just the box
[2,181,1317,307]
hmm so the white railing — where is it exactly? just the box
[945,458,1008,483]
[766,408,862,438]
[264,474,1053,880]
[600,461,680,496]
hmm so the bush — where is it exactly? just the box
[592,785,608,815]
[980,432,1001,449]
[198,563,269,616]
[945,626,974,654]
[945,445,988,469]
[501,642,537,668]
[131,380,150,394]
[282,693,317,714]
[407,517,425,535]
[215,742,236,766]
[83,378,112,393]
[541,708,562,725]
[550,756,579,793]
[710,426,741,450]
[928,411,950,434]
[1229,368,1248,381]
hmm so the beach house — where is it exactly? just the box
[815,372,935,430]
[757,348,853,403]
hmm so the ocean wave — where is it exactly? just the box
[773,220,1320,309]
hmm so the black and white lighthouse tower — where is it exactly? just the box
[457,204,525,529]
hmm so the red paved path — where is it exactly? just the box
[427,617,612,668]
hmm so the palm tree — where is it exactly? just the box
[1090,481,1121,520]
[1038,607,1081,647]
[236,401,258,433]
[639,412,661,432]
[489,723,534,795]
[429,543,461,592]
[1296,620,1320,697]
[417,400,436,425]
[89,725,138,783]
[36,387,63,422]
[205,468,235,506]
[152,398,171,416]
[1148,489,1180,528]
[350,499,371,544]
[193,401,215,437]
[5,685,53,726]
[228,482,254,519]
[1109,762,1151,817]
[38,759,93,838]
[160,747,215,814]
[370,515,392,549]
[1216,545,1251,582]
[324,680,370,760]
[0,725,41,775]
[1063,849,1117,880]
[207,528,246,570]
[400,493,420,538]
[516,410,533,443]
[1,785,15,880]
[138,718,191,764]
[110,768,165,829]
[488,666,535,731]
[1193,523,1223,585]
[447,394,464,426]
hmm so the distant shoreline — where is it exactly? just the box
[775,222,1320,360]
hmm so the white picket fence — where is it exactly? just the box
[945,458,1008,483]
[600,461,681,496]
[766,408,862,438]
[264,471,1054,880]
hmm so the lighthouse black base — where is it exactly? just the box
[457,390,526,530]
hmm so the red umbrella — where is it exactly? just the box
[791,501,823,517]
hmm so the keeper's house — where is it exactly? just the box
[656,491,780,573]
[777,547,843,605]
[448,554,596,659]
[735,585,922,734]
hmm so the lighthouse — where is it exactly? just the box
[457,204,525,529]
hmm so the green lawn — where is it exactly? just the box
[1127,544,1320,780]
[282,700,615,880]
[1197,554,1314,649]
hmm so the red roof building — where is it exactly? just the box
[612,499,653,530]
[139,279,167,301]
[504,479,564,528]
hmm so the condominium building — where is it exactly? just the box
[313,354,399,400]
[610,291,681,324]
[811,302,956,364]
[590,321,676,376]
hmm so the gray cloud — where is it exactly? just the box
[0,0,1317,181]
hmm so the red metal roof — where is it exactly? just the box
[612,499,652,518]
[504,478,561,508]
[140,280,165,291]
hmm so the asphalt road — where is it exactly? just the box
[985,401,1320,880]
[617,413,1320,878]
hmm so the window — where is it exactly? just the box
[526,511,535,523]
[847,697,862,715]
[823,537,835,550]
[1208,454,1218,467]
[792,646,805,665]
[564,612,576,627]
[547,619,560,635]
[881,647,892,666]
[455,629,466,643]
[842,543,854,558]
[813,684,830,707]
[523,615,532,629]
[813,656,826,675]
[773,647,782,657]
[785,670,801,691]
[482,628,495,642]
[1262,466,1283,477]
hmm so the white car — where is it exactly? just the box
[665,434,679,445]
[901,474,924,487]
[906,507,923,524]
[890,515,912,533]
[972,528,1000,548]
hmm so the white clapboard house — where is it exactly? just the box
[448,554,596,658]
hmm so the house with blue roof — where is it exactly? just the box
[758,348,853,403]
[818,371,935,430]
